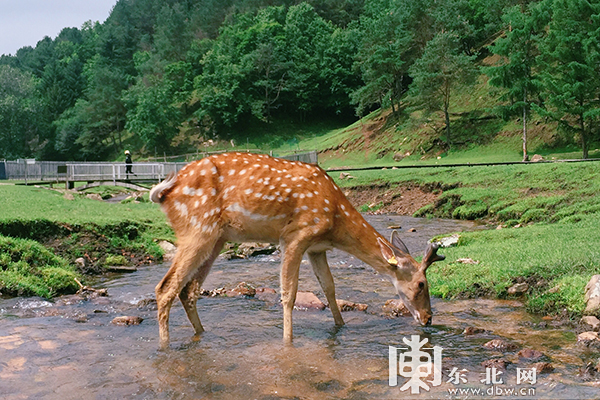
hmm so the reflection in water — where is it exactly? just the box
[0,216,599,399]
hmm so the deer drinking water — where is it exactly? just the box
[150,152,444,348]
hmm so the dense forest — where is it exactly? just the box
[1,0,599,161]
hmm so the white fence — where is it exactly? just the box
[1,160,186,183]
[0,151,318,183]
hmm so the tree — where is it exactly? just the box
[408,31,478,146]
[0,66,43,158]
[351,0,432,117]
[485,5,544,161]
[537,0,600,159]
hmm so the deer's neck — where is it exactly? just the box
[331,203,389,274]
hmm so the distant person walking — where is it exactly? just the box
[125,150,136,178]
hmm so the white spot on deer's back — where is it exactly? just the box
[324,207,329,212]
[324,199,330,204]
[228,169,235,176]
[200,169,206,176]
[245,188,253,195]
[240,169,247,175]
[218,176,224,183]
[211,166,217,175]
[211,188,216,196]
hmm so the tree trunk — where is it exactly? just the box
[580,113,588,159]
[522,89,528,161]
[444,100,451,147]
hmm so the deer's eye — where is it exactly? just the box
[418,281,425,290]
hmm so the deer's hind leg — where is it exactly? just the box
[155,233,221,349]
[178,238,225,337]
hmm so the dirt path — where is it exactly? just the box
[342,183,438,216]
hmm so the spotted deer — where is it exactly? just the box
[150,152,444,348]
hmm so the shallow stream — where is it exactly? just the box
[1,215,598,399]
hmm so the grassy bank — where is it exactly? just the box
[335,161,600,317]
[0,185,171,297]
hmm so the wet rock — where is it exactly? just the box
[111,316,143,325]
[577,331,600,347]
[463,326,485,335]
[508,282,529,295]
[438,234,459,248]
[382,299,411,317]
[75,315,88,323]
[158,240,177,261]
[456,258,479,265]
[483,339,518,352]
[219,250,245,260]
[584,275,600,315]
[407,228,417,233]
[86,193,103,201]
[335,299,368,312]
[255,287,278,303]
[517,349,545,360]
[74,257,86,270]
[531,362,554,374]
[137,298,157,311]
[581,316,600,332]
[294,291,325,310]
[238,243,277,258]
[482,358,511,370]
[105,265,137,273]
[226,282,256,297]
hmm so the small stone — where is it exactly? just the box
[531,362,554,374]
[463,326,485,335]
[294,292,326,310]
[255,287,278,303]
[393,152,404,162]
[530,154,544,162]
[547,285,561,294]
[74,257,86,269]
[75,315,88,323]
[456,258,479,265]
[407,228,416,233]
[86,193,103,201]
[508,282,529,295]
[237,242,277,258]
[581,316,600,332]
[483,339,518,352]
[137,298,157,311]
[517,349,545,360]
[584,275,600,315]
[438,234,459,248]
[482,358,511,370]
[219,250,245,260]
[387,225,402,230]
[577,331,600,345]
[111,316,143,325]
[226,282,256,297]
[158,240,176,253]
[382,299,411,317]
[339,172,354,180]
[335,299,368,312]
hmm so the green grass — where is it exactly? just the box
[333,161,600,226]
[428,215,600,316]
[0,235,80,297]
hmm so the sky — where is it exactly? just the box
[0,0,118,56]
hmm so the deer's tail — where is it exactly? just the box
[150,173,177,204]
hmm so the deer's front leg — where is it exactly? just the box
[308,251,344,327]
[279,240,307,344]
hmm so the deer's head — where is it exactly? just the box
[377,231,445,326]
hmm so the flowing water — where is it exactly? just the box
[1,215,599,399]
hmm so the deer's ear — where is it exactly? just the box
[390,230,410,255]
[378,237,399,266]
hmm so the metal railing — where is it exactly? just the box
[1,151,318,183]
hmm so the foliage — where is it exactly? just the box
[0,235,80,297]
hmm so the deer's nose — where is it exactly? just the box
[425,316,432,326]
